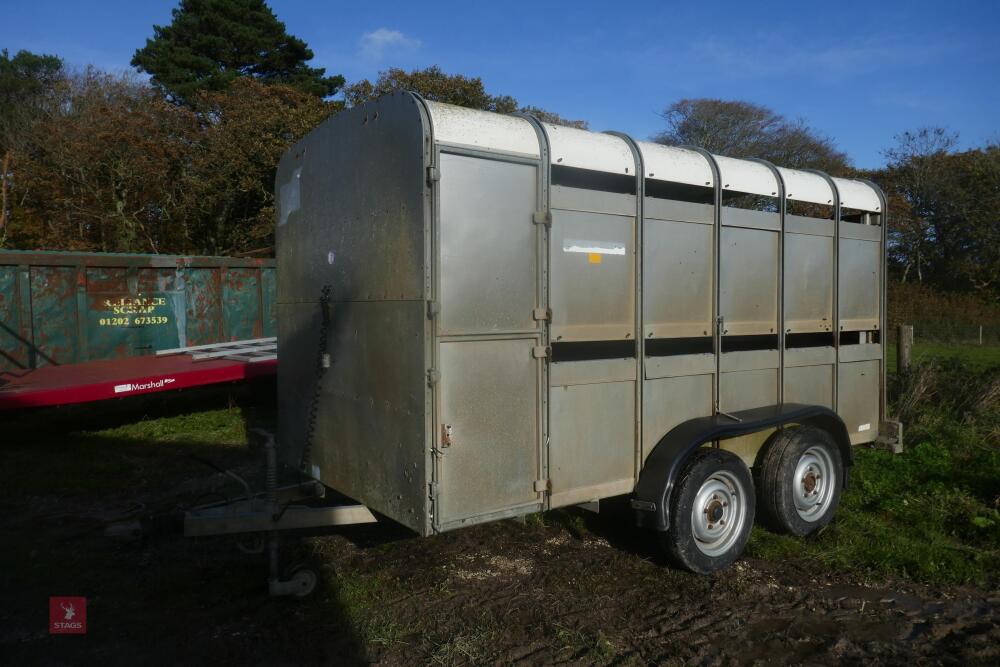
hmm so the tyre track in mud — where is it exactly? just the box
[327,510,998,665]
[3,460,997,665]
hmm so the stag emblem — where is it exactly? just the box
[60,602,76,621]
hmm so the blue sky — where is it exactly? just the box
[2,0,997,168]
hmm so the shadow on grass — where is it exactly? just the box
[0,387,373,665]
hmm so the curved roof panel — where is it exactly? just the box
[545,124,635,174]
[777,167,835,206]
[636,142,714,187]
[833,178,882,212]
[425,101,540,158]
[714,155,779,197]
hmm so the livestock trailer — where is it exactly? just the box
[0,250,276,373]
[194,92,898,588]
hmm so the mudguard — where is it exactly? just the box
[632,403,852,531]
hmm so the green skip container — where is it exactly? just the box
[0,250,276,373]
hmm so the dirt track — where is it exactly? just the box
[1,427,997,665]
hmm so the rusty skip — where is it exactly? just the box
[0,250,276,372]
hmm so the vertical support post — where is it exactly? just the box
[858,177,890,424]
[413,92,444,530]
[218,265,229,341]
[748,159,785,405]
[805,170,840,412]
[16,264,35,369]
[75,264,90,362]
[682,146,722,415]
[898,324,913,373]
[606,131,643,476]
[516,108,553,507]
[979,325,983,346]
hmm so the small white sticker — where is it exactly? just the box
[311,463,322,481]
[858,423,871,432]
[113,378,176,394]
[327,251,335,265]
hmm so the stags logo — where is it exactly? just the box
[49,597,87,634]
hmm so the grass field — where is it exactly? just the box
[1,344,997,663]
[886,341,1000,373]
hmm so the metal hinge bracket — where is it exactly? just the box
[532,210,552,226]
[532,307,551,322]
[427,166,440,184]
[532,345,551,359]
[426,300,439,319]
[426,369,440,385]
[534,479,550,493]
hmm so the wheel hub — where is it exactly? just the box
[691,470,747,557]
[802,470,817,494]
[793,447,837,521]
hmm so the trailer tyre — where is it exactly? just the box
[288,566,318,598]
[661,449,755,574]
[755,426,843,536]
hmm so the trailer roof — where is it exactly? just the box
[545,123,635,174]
[833,178,882,212]
[714,155,779,197]
[777,167,835,206]
[419,100,883,211]
[426,101,540,158]
[636,142,715,188]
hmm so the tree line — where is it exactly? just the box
[0,0,995,299]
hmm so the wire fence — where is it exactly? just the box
[888,321,999,346]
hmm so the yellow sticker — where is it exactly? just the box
[588,253,602,264]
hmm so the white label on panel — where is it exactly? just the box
[858,423,871,432]
[562,239,626,256]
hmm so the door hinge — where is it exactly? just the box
[427,166,440,184]
[426,300,439,319]
[532,345,551,359]
[532,307,551,322]
[532,210,552,226]
[427,368,440,385]
[428,482,439,498]
[534,479,551,493]
[440,423,453,448]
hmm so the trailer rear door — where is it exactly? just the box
[434,153,544,529]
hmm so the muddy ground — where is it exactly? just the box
[1,405,997,666]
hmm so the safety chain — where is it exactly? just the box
[301,284,332,473]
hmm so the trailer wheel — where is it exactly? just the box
[661,449,755,574]
[755,426,843,536]
[288,566,318,598]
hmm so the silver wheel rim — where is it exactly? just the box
[691,470,747,557]
[793,446,836,521]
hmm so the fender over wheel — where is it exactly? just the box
[755,425,844,536]
[660,448,755,574]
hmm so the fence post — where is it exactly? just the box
[898,324,913,373]
[979,325,983,346]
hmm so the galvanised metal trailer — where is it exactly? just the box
[185,93,899,593]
